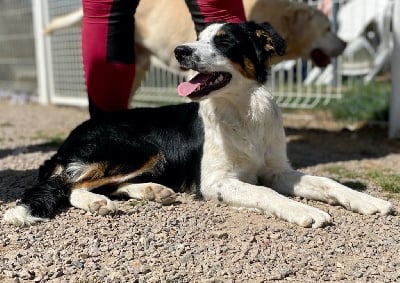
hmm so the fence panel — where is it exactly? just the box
[44,0,85,106]
[0,1,397,134]
[390,0,400,138]
[0,0,36,98]
[32,0,348,108]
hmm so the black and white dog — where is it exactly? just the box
[4,22,393,228]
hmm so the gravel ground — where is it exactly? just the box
[1,99,400,282]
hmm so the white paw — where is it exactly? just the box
[340,192,394,215]
[70,189,117,216]
[144,184,177,205]
[3,205,47,227]
[88,196,117,216]
[277,202,332,228]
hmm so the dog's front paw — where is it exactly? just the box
[340,192,394,216]
[144,184,176,205]
[88,197,116,216]
[277,202,332,228]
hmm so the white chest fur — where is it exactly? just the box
[199,86,288,185]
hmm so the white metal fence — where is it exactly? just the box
[46,0,85,105]
[0,1,397,120]
[390,0,400,138]
[29,0,346,108]
[0,0,36,97]
[0,0,397,136]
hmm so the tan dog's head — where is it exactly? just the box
[280,4,346,67]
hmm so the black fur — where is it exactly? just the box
[20,175,70,218]
[18,22,286,220]
[258,22,286,56]
[213,21,286,84]
[22,103,204,218]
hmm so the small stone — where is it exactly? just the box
[79,253,90,259]
[210,231,229,239]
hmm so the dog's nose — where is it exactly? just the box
[174,45,194,62]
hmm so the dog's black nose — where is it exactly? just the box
[174,45,194,62]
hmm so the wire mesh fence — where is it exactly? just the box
[0,0,36,97]
[45,0,85,105]
[1,0,389,109]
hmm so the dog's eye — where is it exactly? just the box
[214,35,233,49]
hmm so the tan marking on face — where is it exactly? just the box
[264,41,275,52]
[256,29,268,38]
[256,29,275,53]
[232,57,256,81]
[216,29,226,37]
[243,57,256,79]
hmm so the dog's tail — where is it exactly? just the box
[3,174,71,226]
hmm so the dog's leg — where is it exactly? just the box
[131,44,151,94]
[270,170,393,215]
[69,189,116,216]
[112,183,176,205]
[201,179,332,228]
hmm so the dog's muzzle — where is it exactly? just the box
[174,45,198,70]
[174,45,194,63]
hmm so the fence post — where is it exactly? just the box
[331,0,339,87]
[390,0,400,138]
[32,0,49,104]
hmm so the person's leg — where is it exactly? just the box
[82,0,139,117]
[185,0,246,35]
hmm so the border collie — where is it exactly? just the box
[4,22,393,228]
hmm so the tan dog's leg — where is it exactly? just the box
[131,44,151,94]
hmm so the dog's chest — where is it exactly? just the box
[221,116,266,155]
[201,99,279,168]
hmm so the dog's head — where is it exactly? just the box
[281,5,346,67]
[174,22,285,100]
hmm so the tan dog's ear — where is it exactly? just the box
[281,5,315,41]
[256,22,286,56]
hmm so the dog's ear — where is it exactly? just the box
[255,22,286,57]
[281,5,316,43]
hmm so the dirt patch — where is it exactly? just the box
[1,100,399,282]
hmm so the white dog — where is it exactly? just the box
[5,22,391,228]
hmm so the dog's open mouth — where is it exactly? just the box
[311,49,331,67]
[177,72,232,98]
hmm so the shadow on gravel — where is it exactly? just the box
[286,125,400,168]
[0,169,38,202]
[0,142,58,159]
[0,143,58,203]
[1,125,399,204]
[341,180,368,192]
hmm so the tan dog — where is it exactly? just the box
[44,0,346,92]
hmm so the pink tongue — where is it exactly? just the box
[177,73,210,97]
[177,82,201,97]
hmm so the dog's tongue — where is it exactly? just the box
[177,82,200,97]
[177,73,210,97]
